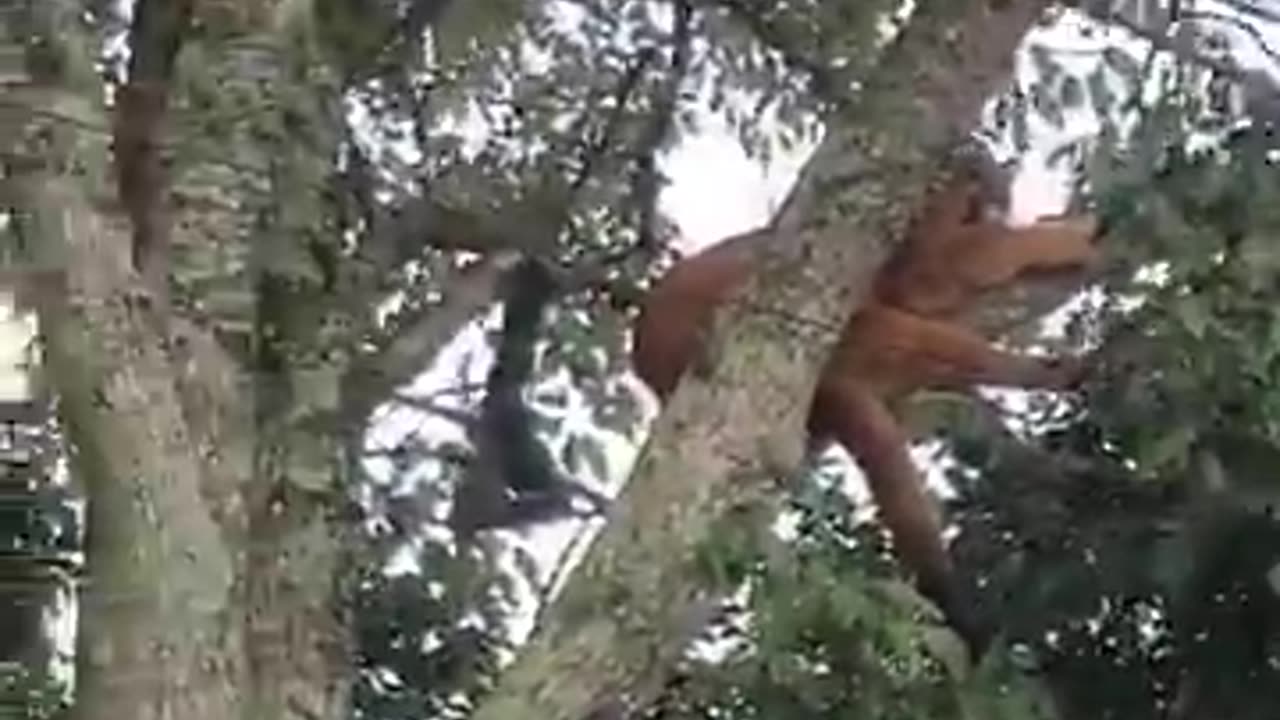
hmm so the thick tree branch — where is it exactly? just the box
[367,193,534,265]
[337,140,527,273]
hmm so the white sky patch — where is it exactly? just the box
[660,116,810,252]
[0,297,36,401]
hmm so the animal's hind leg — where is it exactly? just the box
[842,306,1084,393]
[809,379,989,654]
[810,380,953,598]
[913,314,1085,391]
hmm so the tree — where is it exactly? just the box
[1,0,551,717]
[5,0,1280,719]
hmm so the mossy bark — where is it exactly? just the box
[8,2,356,718]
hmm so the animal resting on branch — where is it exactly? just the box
[631,155,1102,653]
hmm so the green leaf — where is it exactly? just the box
[920,625,971,680]
[1011,95,1030,152]
[1059,74,1084,110]
[1031,82,1065,128]
[1103,47,1142,88]
[432,0,526,64]
[291,366,342,416]
[1087,67,1115,116]
[1138,423,1196,474]
[867,578,942,621]
[1174,294,1211,340]
[561,432,609,482]
[1027,44,1063,86]
[1149,531,1196,595]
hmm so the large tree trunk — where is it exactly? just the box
[470,2,1054,718]
[6,1,354,718]
[14,21,249,720]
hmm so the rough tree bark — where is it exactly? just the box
[4,1,360,718]
[8,4,249,718]
[9,1,599,716]
[470,2,1057,719]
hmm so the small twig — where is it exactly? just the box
[0,97,112,137]
[391,391,476,426]
[1210,0,1280,25]
[568,48,659,195]
[527,511,602,639]
[631,0,694,253]
[1182,8,1280,65]
[1096,3,1246,82]
[714,0,843,101]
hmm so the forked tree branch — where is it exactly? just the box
[342,251,522,425]
[1079,0,1280,124]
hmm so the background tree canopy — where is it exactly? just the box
[2,1,1280,719]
